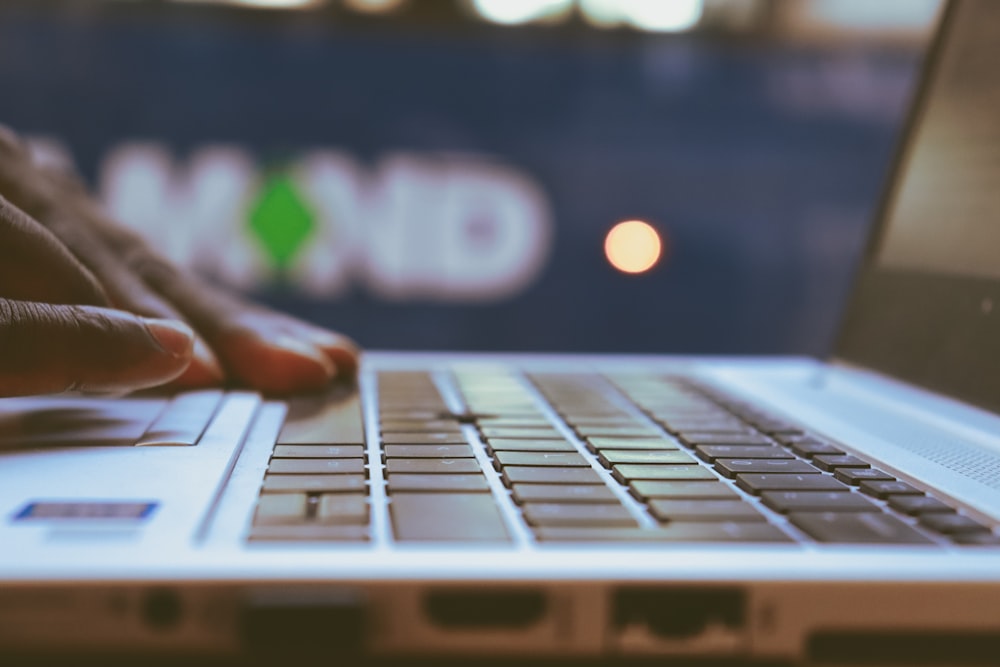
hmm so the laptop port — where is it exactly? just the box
[240,587,366,655]
[424,589,547,629]
[613,587,746,653]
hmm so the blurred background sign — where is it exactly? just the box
[0,0,940,353]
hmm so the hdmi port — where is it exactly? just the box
[424,589,547,629]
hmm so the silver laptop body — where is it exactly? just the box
[2,1,1000,662]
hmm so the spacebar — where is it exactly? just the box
[390,494,512,543]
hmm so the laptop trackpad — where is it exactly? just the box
[0,396,170,451]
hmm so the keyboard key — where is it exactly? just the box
[512,484,619,504]
[887,495,954,515]
[476,416,553,427]
[678,432,773,447]
[748,420,802,435]
[254,494,307,525]
[644,405,721,416]
[789,512,935,544]
[653,411,743,423]
[695,445,792,462]
[380,420,463,433]
[384,444,474,459]
[279,390,364,445]
[560,411,631,421]
[248,525,368,542]
[379,410,442,421]
[919,513,992,535]
[478,419,554,430]
[586,438,680,452]
[534,523,791,543]
[566,416,643,426]
[480,428,564,440]
[387,474,490,493]
[737,474,849,494]
[714,459,817,478]
[761,491,877,513]
[494,451,590,467]
[787,440,844,458]
[597,450,698,466]
[273,445,365,459]
[629,481,738,501]
[612,464,716,483]
[385,459,482,474]
[390,493,511,542]
[471,403,539,414]
[522,503,637,527]
[858,480,923,499]
[316,495,368,524]
[268,459,366,475]
[486,439,577,453]
[574,426,662,438]
[382,433,467,445]
[812,454,869,471]
[652,407,739,417]
[648,500,766,522]
[657,419,747,433]
[261,474,367,494]
[503,467,605,485]
[834,468,894,485]
[951,532,1000,546]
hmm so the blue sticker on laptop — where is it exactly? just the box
[13,502,158,522]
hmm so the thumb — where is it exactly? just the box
[0,299,194,397]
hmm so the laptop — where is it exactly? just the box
[2,0,1000,662]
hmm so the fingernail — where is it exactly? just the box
[310,330,360,356]
[190,337,226,381]
[306,328,347,346]
[272,335,337,378]
[143,318,194,359]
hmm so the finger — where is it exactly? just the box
[0,124,26,158]
[92,221,358,393]
[137,260,352,392]
[0,127,62,218]
[0,129,219,386]
[0,140,353,393]
[0,193,109,306]
[24,136,90,197]
[0,298,193,397]
[32,211,226,388]
[265,313,362,378]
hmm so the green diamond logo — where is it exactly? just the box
[248,173,316,270]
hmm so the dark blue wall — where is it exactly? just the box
[0,6,919,355]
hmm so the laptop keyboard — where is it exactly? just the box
[247,370,1000,546]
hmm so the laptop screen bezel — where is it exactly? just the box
[833,0,1000,415]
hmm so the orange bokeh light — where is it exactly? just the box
[604,220,663,274]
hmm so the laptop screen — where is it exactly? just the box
[836,0,1000,412]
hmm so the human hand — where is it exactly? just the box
[0,125,358,397]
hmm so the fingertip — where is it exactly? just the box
[220,333,336,395]
[169,336,226,388]
[303,329,361,378]
[326,345,360,379]
[270,334,337,380]
[0,305,197,397]
[142,318,195,360]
